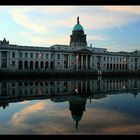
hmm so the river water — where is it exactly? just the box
[0,76,140,134]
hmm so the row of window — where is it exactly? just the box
[92,56,136,63]
[10,83,137,96]
[11,81,68,87]
[12,52,138,63]
[12,52,61,60]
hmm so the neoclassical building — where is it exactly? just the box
[0,17,140,74]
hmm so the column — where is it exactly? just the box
[33,61,35,69]
[81,55,83,69]
[76,81,78,89]
[90,56,92,69]
[22,61,24,69]
[69,54,70,69]
[68,54,70,69]
[48,61,50,69]
[85,80,87,92]
[80,81,83,91]
[85,55,88,69]
[76,54,78,69]
[7,51,10,68]
[38,61,40,69]
[89,80,92,92]
[62,54,64,70]
[43,61,45,69]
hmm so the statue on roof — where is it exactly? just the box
[0,38,9,45]
[3,38,6,42]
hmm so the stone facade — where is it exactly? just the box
[0,17,140,73]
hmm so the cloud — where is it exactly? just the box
[88,35,110,41]
[0,98,140,134]
[20,31,69,46]
[9,8,49,34]
[9,6,140,33]
[102,41,140,52]
[104,6,140,15]
[1,6,140,50]
[9,99,140,134]
[11,101,46,129]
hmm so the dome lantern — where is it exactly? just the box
[70,16,87,47]
[73,16,84,32]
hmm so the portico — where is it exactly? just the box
[75,49,93,69]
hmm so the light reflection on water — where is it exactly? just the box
[0,77,140,134]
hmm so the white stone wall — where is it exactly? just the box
[0,44,140,71]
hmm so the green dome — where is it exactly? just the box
[72,115,82,122]
[73,23,84,31]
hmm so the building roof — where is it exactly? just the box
[73,23,84,31]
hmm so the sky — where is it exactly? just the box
[0,6,140,52]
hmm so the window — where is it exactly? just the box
[92,56,94,61]
[12,52,15,58]
[104,57,106,61]
[36,53,38,59]
[19,52,22,58]
[114,57,115,61]
[57,54,60,59]
[39,53,43,59]
[110,57,112,61]
[12,61,16,66]
[46,54,48,59]
[30,53,33,58]
[50,81,54,86]
[25,52,28,58]
[12,89,15,95]
[57,62,60,66]
[107,57,109,61]
[51,54,54,59]
[12,82,15,87]
[104,64,106,69]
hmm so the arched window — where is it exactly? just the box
[107,63,109,70]
[45,61,49,69]
[24,61,28,69]
[50,61,54,69]
[40,61,44,69]
[30,61,33,69]
[120,64,122,70]
[125,64,128,70]
[18,61,23,69]
[123,64,125,70]
[110,63,112,70]
[117,64,119,70]
[35,61,39,69]
[113,64,115,70]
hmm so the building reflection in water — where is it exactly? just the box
[0,77,140,129]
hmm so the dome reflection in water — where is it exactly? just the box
[0,77,140,134]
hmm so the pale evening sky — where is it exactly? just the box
[0,6,140,52]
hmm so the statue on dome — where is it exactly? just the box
[77,16,79,24]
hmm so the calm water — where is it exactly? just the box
[0,76,140,134]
